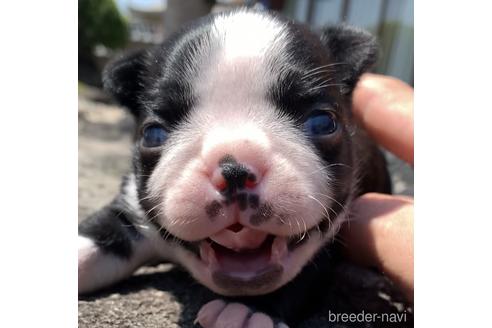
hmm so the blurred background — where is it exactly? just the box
[79,0,413,86]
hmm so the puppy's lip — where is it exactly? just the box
[199,234,288,283]
[211,264,283,291]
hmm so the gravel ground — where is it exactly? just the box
[78,85,414,327]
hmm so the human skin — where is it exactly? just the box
[341,73,414,303]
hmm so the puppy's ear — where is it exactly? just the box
[319,25,378,94]
[102,49,148,115]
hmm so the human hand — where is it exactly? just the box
[341,73,414,303]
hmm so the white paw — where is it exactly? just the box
[195,299,289,328]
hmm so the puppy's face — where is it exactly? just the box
[104,10,377,296]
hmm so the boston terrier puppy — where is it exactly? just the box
[79,9,391,328]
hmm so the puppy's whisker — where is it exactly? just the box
[311,192,347,209]
[144,203,162,217]
[139,194,159,202]
[306,163,353,177]
[300,218,308,242]
[311,192,348,217]
[135,173,153,178]
[307,194,338,222]
[294,217,303,243]
[300,70,335,82]
[302,62,346,76]
[308,83,346,92]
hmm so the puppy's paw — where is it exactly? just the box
[195,299,288,328]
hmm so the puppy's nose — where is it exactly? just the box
[211,155,261,195]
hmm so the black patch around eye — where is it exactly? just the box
[151,81,196,126]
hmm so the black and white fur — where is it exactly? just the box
[79,9,391,328]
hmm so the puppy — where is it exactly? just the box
[79,9,391,327]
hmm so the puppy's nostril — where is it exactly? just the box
[211,170,228,191]
[227,223,244,233]
[245,173,257,189]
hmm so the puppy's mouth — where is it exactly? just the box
[198,224,307,292]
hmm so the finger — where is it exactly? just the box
[353,73,414,165]
[341,193,414,302]
[245,312,274,328]
[214,302,251,328]
[195,299,227,328]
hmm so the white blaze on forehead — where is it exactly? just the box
[193,11,288,112]
[212,11,287,60]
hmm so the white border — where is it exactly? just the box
[416,1,492,326]
[0,1,77,327]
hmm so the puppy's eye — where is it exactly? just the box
[304,111,338,136]
[142,125,167,147]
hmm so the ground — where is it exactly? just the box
[78,85,414,327]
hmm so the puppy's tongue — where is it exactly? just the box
[202,228,288,277]
[209,226,268,251]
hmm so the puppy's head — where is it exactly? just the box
[104,10,377,296]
